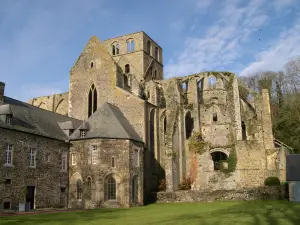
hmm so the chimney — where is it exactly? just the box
[0,82,5,105]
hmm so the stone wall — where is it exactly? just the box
[0,128,69,211]
[28,92,69,116]
[154,186,286,203]
[68,139,143,209]
[68,36,147,142]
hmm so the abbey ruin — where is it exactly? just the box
[0,31,287,210]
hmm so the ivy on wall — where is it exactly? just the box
[188,131,209,155]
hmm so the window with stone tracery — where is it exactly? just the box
[88,84,97,117]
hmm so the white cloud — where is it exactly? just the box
[240,17,300,76]
[165,0,269,78]
[196,0,214,9]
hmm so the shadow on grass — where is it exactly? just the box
[0,208,127,225]
[168,200,300,225]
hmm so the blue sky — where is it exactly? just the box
[1,0,300,101]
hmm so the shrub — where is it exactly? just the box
[264,177,280,186]
[158,179,166,191]
[178,177,192,190]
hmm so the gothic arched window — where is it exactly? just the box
[88,84,97,117]
[105,176,116,200]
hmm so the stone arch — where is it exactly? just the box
[38,102,48,110]
[55,99,65,115]
[209,148,229,171]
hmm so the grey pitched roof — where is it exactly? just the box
[70,102,143,142]
[0,97,82,141]
[58,121,75,130]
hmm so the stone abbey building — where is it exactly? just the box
[0,31,287,210]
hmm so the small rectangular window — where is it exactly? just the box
[92,145,97,164]
[62,153,67,171]
[5,179,12,184]
[29,148,37,168]
[5,115,12,125]
[3,202,11,209]
[80,130,86,137]
[72,153,77,166]
[213,113,218,122]
[5,144,13,165]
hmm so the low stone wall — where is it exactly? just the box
[153,186,286,203]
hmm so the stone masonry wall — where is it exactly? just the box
[68,36,146,141]
[0,128,69,211]
[154,186,286,203]
[28,92,69,116]
[68,139,143,209]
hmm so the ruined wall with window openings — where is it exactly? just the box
[26,31,286,198]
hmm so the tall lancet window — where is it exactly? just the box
[88,84,97,117]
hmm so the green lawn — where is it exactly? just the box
[1,201,300,225]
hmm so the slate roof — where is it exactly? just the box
[70,102,143,143]
[0,97,82,141]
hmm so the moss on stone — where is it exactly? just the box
[188,132,209,155]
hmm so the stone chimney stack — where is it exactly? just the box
[0,82,5,105]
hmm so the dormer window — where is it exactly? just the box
[80,130,86,137]
[5,115,12,125]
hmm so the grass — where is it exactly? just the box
[1,200,300,225]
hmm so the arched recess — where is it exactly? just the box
[185,111,194,139]
[132,175,139,204]
[55,99,65,115]
[38,102,48,110]
[242,121,247,140]
[209,149,229,170]
[86,177,92,199]
[210,105,221,123]
[149,108,156,165]
[88,84,97,117]
[208,75,217,89]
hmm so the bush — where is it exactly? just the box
[158,179,166,191]
[178,177,192,190]
[264,177,280,186]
